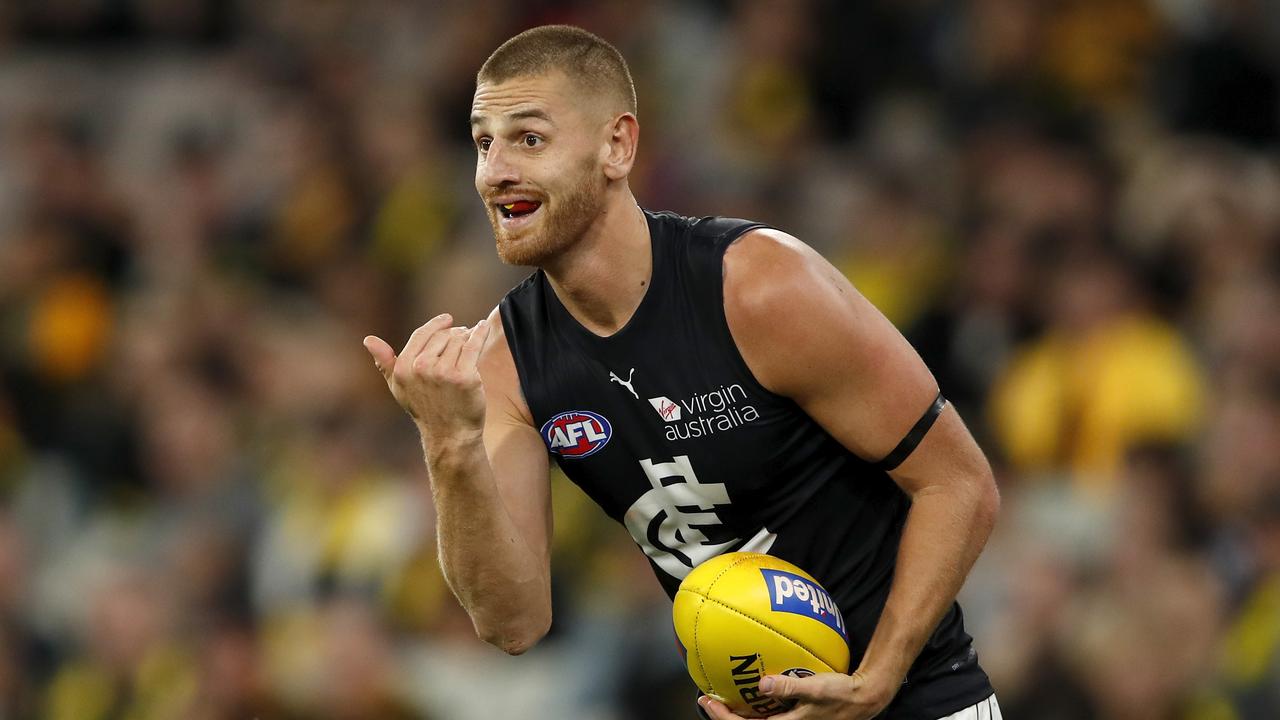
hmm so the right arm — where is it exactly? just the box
[364,308,552,655]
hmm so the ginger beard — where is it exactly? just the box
[488,152,606,267]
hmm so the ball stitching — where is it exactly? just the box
[690,555,841,684]
[699,593,834,669]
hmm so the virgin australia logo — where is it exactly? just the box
[648,396,681,421]
[647,383,760,440]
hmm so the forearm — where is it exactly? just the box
[424,430,551,653]
[858,472,999,683]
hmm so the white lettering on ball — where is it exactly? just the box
[773,575,793,601]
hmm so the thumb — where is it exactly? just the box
[760,673,817,701]
[363,335,396,378]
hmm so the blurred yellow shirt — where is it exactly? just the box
[991,313,1204,489]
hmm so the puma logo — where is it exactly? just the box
[609,368,638,399]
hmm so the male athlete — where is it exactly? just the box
[364,25,1001,720]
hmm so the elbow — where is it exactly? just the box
[476,612,551,656]
[978,467,1001,533]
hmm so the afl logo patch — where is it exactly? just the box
[541,411,612,459]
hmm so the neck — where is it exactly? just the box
[543,188,651,336]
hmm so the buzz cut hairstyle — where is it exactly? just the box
[477,25,638,116]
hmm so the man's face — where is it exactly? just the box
[470,72,609,266]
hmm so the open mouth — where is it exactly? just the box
[497,200,543,219]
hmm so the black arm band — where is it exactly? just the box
[874,391,947,472]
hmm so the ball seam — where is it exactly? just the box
[693,594,714,700]
[699,593,834,670]
[696,553,757,702]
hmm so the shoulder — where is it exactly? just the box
[721,228,886,398]
[720,229,945,461]
[643,208,765,245]
[478,304,535,426]
[722,228,850,328]
[496,271,547,354]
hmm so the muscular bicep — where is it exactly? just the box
[723,230,988,495]
[479,309,553,564]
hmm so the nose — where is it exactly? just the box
[480,143,520,188]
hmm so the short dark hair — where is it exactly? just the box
[478,25,637,116]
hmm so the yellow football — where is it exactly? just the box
[673,552,851,717]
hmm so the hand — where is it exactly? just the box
[698,670,899,720]
[364,313,493,442]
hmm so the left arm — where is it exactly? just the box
[701,229,1000,720]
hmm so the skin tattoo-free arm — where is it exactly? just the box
[697,229,1001,720]
[365,308,554,655]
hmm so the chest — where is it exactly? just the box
[533,340,805,520]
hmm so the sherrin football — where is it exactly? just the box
[673,552,850,717]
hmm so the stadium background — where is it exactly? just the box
[0,0,1277,718]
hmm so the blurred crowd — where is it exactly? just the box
[0,0,1277,718]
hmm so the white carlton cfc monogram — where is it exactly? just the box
[623,455,776,579]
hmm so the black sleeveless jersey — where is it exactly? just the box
[499,210,992,719]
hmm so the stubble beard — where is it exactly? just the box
[490,161,606,267]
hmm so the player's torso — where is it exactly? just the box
[499,211,901,597]
[499,210,993,717]
[527,323,814,585]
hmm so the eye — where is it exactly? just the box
[477,137,492,153]
[522,134,542,148]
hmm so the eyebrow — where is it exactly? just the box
[469,108,555,126]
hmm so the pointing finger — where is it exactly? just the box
[363,335,396,379]
[401,313,453,362]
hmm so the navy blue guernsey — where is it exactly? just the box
[499,210,992,719]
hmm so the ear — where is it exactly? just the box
[602,112,639,181]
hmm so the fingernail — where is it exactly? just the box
[760,676,774,693]
[697,696,709,708]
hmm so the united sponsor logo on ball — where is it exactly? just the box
[541,410,612,459]
[761,569,846,637]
